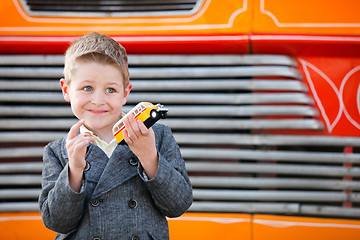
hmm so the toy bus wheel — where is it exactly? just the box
[150,109,159,119]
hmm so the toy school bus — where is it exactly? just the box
[112,102,168,143]
[0,0,360,240]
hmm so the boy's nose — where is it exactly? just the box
[91,91,106,105]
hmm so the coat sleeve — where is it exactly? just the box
[140,124,193,218]
[38,142,87,234]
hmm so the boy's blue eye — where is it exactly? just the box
[106,88,116,93]
[83,86,92,92]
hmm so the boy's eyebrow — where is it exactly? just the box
[107,82,122,86]
[78,79,95,84]
[77,79,123,87]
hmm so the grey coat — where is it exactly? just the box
[39,124,193,240]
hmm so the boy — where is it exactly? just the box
[39,32,193,240]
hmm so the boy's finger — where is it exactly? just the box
[128,114,139,132]
[73,136,93,150]
[68,119,85,140]
[123,129,133,144]
[137,119,148,135]
[67,134,94,153]
[124,117,134,134]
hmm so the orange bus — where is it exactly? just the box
[0,0,359,239]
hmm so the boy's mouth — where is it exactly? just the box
[88,109,108,114]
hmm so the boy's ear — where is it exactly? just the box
[122,82,132,106]
[60,78,71,102]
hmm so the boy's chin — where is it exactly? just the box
[85,121,112,132]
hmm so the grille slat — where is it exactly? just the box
[0,66,301,79]
[2,132,359,146]
[0,105,320,117]
[190,176,360,190]
[0,118,324,130]
[186,162,360,177]
[190,202,360,218]
[193,189,360,202]
[1,146,358,164]
[174,133,360,146]
[0,54,296,66]
[0,79,307,91]
[0,175,42,185]
[0,92,314,105]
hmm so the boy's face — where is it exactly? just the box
[61,62,131,136]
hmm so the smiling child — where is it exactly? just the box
[39,32,193,240]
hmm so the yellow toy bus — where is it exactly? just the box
[112,102,168,143]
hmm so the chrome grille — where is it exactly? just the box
[0,54,359,219]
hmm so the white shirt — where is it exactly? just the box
[80,125,118,158]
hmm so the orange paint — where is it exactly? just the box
[169,212,252,240]
[0,212,56,239]
[253,214,360,240]
[1,0,359,36]
[252,0,360,35]
[2,212,360,240]
[0,0,250,36]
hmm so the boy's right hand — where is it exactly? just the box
[66,120,94,191]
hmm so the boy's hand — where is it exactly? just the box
[123,114,158,179]
[66,119,94,192]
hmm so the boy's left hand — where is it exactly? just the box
[123,114,158,179]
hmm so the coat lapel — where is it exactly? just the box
[91,144,138,199]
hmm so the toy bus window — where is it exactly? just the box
[140,104,147,111]
[114,122,124,133]
[133,107,140,116]
[133,104,146,116]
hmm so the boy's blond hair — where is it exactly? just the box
[64,32,129,88]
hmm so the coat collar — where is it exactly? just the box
[88,144,139,199]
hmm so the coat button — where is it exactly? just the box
[129,158,138,166]
[84,162,91,172]
[131,236,139,240]
[128,199,137,209]
[90,199,100,207]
